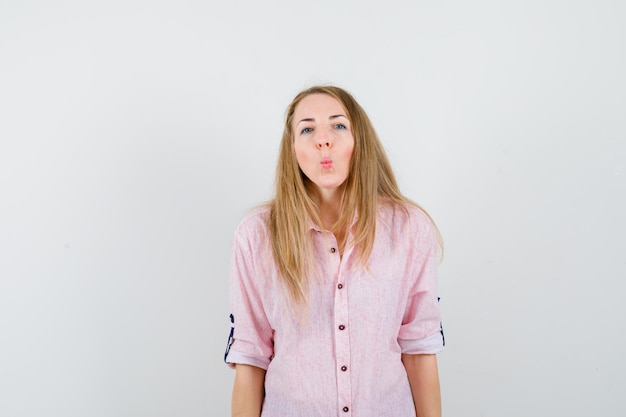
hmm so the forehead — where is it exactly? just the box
[293,93,346,119]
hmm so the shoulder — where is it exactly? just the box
[377,201,433,231]
[377,201,438,255]
[233,205,271,244]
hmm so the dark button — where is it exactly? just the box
[341,365,347,371]
[330,247,336,253]
[337,283,343,289]
[343,407,349,412]
[338,324,345,331]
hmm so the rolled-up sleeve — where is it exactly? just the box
[397,218,444,354]
[225,221,274,370]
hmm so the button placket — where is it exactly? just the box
[334,264,351,417]
[329,232,353,417]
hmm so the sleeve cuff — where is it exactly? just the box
[225,350,271,370]
[398,330,445,355]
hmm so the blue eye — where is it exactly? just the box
[334,123,346,130]
[300,127,313,134]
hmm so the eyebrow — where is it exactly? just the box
[296,114,348,125]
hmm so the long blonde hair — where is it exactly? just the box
[269,85,440,304]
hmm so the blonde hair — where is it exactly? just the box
[268,85,440,304]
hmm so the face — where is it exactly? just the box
[292,94,355,198]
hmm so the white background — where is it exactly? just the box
[1,1,625,416]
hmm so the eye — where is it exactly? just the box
[300,127,313,134]
[334,123,347,130]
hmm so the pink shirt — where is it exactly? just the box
[225,203,444,417]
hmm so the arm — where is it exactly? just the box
[401,353,441,417]
[232,363,266,417]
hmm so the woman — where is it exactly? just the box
[225,86,444,417]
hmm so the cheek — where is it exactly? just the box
[294,142,312,160]
[343,142,355,163]
[293,146,310,170]
[293,147,305,163]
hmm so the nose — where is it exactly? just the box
[316,141,331,149]
[316,135,331,149]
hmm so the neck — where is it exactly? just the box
[312,186,350,257]
[311,185,345,231]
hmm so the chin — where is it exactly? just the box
[318,180,347,190]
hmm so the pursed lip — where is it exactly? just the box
[320,157,333,169]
